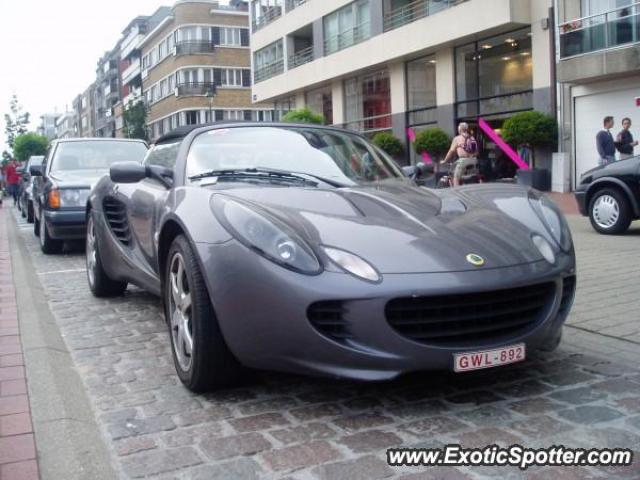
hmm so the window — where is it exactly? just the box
[221,69,243,87]
[581,0,632,15]
[306,86,333,124]
[324,0,371,55]
[186,111,199,125]
[254,40,284,82]
[219,27,242,46]
[406,55,437,126]
[145,141,181,169]
[344,70,391,133]
[254,110,274,122]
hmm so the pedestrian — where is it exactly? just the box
[5,158,21,206]
[615,117,638,160]
[442,122,479,187]
[596,116,616,166]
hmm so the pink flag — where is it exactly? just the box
[478,118,530,171]
[421,151,433,164]
[407,128,416,143]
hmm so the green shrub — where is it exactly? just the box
[372,131,404,157]
[281,108,325,125]
[501,111,558,148]
[414,128,451,160]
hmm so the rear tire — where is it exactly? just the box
[33,210,40,237]
[39,215,63,254]
[26,202,34,223]
[86,212,127,297]
[589,188,632,235]
[164,235,242,392]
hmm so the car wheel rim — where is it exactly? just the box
[593,195,619,229]
[39,217,45,246]
[86,216,96,286]
[169,253,193,372]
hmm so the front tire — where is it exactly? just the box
[86,212,127,297]
[164,235,241,392]
[589,188,632,235]
[26,201,34,223]
[33,210,40,237]
[39,216,63,254]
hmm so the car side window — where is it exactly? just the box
[144,142,181,169]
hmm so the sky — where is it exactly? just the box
[0,0,172,152]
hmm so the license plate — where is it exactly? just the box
[453,344,526,372]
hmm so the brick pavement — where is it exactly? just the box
[0,207,39,480]
[5,205,640,479]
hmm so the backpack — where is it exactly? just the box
[462,135,478,155]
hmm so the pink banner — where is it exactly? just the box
[406,127,416,143]
[421,151,433,164]
[478,118,530,171]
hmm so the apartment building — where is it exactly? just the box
[71,84,96,138]
[95,46,122,138]
[250,0,555,166]
[141,0,275,140]
[37,113,60,140]
[55,111,76,139]
[556,0,640,188]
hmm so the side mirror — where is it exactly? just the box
[29,164,43,176]
[110,162,146,184]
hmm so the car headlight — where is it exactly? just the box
[528,192,572,252]
[323,246,381,283]
[49,188,90,208]
[532,234,555,264]
[212,196,321,275]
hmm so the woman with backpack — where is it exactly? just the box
[441,122,479,187]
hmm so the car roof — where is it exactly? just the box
[153,122,365,146]
[53,137,147,145]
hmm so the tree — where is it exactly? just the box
[281,108,324,125]
[501,111,558,167]
[372,132,403,158]
[123,100,149,141]
[4,94,30,149]
[414,128,451,161]
[12,133,49,161]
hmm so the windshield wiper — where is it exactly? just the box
[189,167,326,187]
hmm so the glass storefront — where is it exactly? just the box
[406,55,437,126]
[344,70,391,134]
[306,86,333,124]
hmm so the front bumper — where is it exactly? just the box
[43,209,86,240]
[574,188,588,216]
[196,240,576,381]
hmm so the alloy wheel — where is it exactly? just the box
[169,253,193,372]
[86,216,97,287]
[592,195,619,229]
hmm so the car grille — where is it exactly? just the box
[308,301,352,343]
[103,197,131,246]
[558,276,576,317]
[386,282,556,347]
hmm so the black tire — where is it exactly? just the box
[33,211,40,237]
[86,212,127,297]
[38,215,63,254]
[588,188,633,235]
[26,202,34,223]
[164,235,242,392]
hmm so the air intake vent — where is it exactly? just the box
[308,301,352,343]
[558,276,576,317]
[386,282,556,347]
[103,197,131,246]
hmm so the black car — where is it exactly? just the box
[18,155,44,223]
[575,155,640,234]
[31,138,148,253]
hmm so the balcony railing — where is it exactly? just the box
[175,41,215,56]
[288,46,314,69]
[254,58,284,83]
[383,0,466,32]
[286,0,308,12]
[342,113,393,134]
[176,82,217,97]
[252,7,282,32]
[559,2,640,58]
[324,22,371,55]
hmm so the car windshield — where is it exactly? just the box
[51,141,148,174]
[186,126,405,186]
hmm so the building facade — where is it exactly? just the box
[141,0,275,141]
[55,111,76,139]
[250,0,555,166]
[71,84,96,138]
[95,46,122,138]
[37,113,60,140]
[556,0,640,188]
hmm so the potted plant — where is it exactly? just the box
[502,111,558,190]
[281,108,325,125]
[372,131,404,159]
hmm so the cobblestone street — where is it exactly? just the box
[6,208,640,479]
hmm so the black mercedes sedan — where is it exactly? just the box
[575,155,640,234]
[31,138,148,253]
[86,123,576,392]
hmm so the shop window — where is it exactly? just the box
[344,70,391,133]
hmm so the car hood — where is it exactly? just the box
[48,170,107,189]
[212,182,551,274]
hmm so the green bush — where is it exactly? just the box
[12,132,48,162]
[414,128,451,160]
[281,108,324,125]
[501,111,558,149]
[372,132,403,158]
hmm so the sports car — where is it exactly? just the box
[86,123,576,392]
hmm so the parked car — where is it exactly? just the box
[575,155,640,234]
[31,138,148,254]
[19,155,44,223]
[87,123,576,392]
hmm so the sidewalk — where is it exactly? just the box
[0,207,39,480]
[548,192,580,216]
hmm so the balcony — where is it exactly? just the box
[254,59,284,83]
[122,59,141,85]
[285,0,308,12]
[175,41,215,56]
[384,0,467,32]
[288,46,314,69]
[324,22,371,55]
[559,3,640,58]
[252,7,282,32]
[176,82,217,97]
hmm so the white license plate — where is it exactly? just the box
[453,344,526,372]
